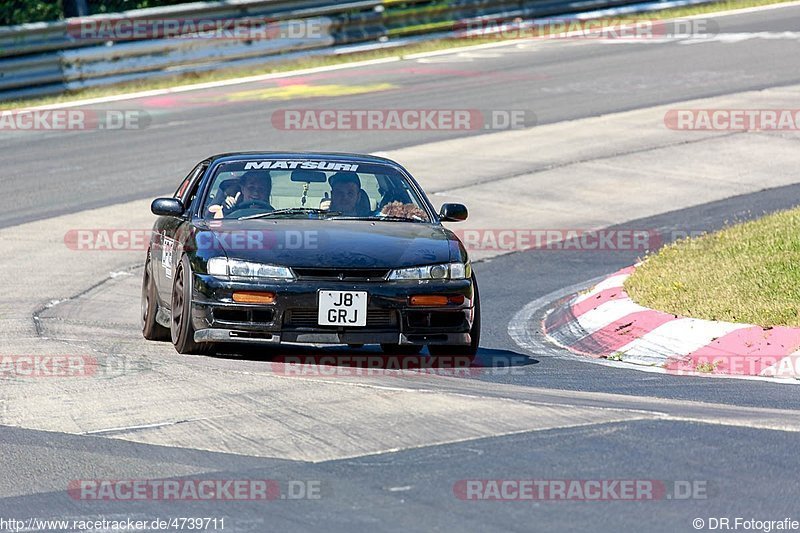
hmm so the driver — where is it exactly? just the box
[209,171,273,218]
[207,179,240,218]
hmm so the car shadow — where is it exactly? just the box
[210,343,537,377]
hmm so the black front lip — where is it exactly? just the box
[189,274,475,345]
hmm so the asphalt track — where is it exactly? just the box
[2,4,800,532]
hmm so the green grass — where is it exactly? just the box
[625,207,800,327]
[695,360,721,373]
[2,0,795,110]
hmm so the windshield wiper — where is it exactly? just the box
[239,208,340,220]
[329,215,426,222]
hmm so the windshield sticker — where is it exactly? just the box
[243,161,359,171]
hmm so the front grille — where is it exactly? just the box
[291,268,390,281]
[284,308,397,328]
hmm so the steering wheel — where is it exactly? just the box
[234,199,272,211]
[226,200,273,216]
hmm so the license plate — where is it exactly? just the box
[318,290,368,326]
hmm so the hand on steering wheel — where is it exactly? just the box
[232,199,272,211]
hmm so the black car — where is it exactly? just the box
[141,152,479,356]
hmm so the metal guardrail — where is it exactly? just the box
[61,17,336,86]
[0,0,696,102]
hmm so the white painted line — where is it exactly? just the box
[385,486,414,492]
[84,419,192,434]
[581,0,800,20]
[617,318,749,365]
[407,0,800,59]
[402,38,537,59]
[680,31,800,43]
[600,31,800,45]
[677,0,800,19]
[10,56,402,112]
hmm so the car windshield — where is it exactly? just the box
[202,159,431,222]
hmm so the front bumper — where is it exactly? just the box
[189,274,475,346]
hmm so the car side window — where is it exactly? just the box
[174,174,193,201]
[175,164,207,206]
[185,165,208,208]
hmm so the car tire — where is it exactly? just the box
[428,275,481,357]
[380,343,423,355]
[141,252,170,341]
[171,254,214,355]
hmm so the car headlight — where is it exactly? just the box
[207,257,294,279]
[387,262,470,281]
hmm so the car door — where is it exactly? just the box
[153,163,207,306]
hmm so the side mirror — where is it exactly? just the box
[439,203,468,222]
[151,198,184,217]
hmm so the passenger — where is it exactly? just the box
[329,171,370,216]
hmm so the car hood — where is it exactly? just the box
[194,219,457,268]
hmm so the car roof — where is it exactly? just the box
[206,152,402,166]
